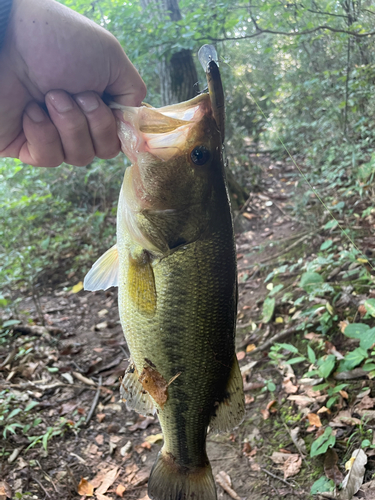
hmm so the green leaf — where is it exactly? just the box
[278,343,299,354]
[6,408,22,421]
[310,476,335,494]
[320,240,333,250]
[317,355,336,378]
[269,284,284,296]
[359,328,375,350]
[262,297,275,323]
[267,381,276,392]
[310,427,335,457]
[300,272,324,293]
[343,323,369,339]
[364,299,375,317]
[307,345,316,364]
[326,396,338,409]
[2,319,21,328]
[324,220,338,230]
[340,347,368,371]
[25,401,39,412]
[286,357,307,365]
[362,439,371,448]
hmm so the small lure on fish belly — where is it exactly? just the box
[84,45,244,500]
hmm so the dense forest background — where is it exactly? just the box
[1,0,375,296]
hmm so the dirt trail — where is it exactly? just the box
[0,156,310,499]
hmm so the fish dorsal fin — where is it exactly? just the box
[120,362,155,417]
[128,250,157,316]
[209,356,245,433]
[83,244,119,291]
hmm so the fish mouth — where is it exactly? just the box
[111,93,212,162]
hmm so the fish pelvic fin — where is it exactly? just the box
[148,450,217,500]
[120,362,155,417]
[209,355,245,433]
[83,244,119,291]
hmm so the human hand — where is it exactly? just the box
[0,0,146,167]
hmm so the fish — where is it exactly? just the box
[84,45,244,500]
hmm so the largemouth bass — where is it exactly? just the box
[84,45,244,500]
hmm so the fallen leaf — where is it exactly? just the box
[340,449,367,500]
[245,395,254,404]
[307,413,322,427]
[215,471,241,500]
[267,400,277,412]
[339,390,349,399]
[70,281,83,294]
[356,395,375,411]
[144,433,163,444]
[72,371,96,386]
[0,481,11,499]
[96,467,119,495]
[116,484,126,497]
[129,417,155,432]
[283,455,302,479]
[317,406,330,414]
[283,378,299,394]
[96,413,106,423]
[288,394,315,407]
[236,351,246,361]
[139,365,169,409]
[339,321,349,333]
[261,408,270,420]
[95,434,104,446]
[59,402,78,415]
[330,410,361,427]
[271,451,294,464]
[246,344,256,353]
[98,309,108,317]
[324,449,343,486]
[304,332,322,341]
[77,478,94,496]
[243,212,256,220]
[358,304,367,317]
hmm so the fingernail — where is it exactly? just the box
[48,91,74,113]
[76,93,100,112]
[26,102,45,123]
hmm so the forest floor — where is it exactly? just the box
[1,155,375,500]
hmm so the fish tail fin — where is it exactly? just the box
[148,450,217,500]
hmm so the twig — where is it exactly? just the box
[0,348,17,368]
[261,467,295,487]
[243,232,314,267]
[249,320,320,353]
[233,193,253,223]
[31,475,51,498]
[85,375,102,426]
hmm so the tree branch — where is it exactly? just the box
[196,25,375,43]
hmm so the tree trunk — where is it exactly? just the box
[140,0,198,105]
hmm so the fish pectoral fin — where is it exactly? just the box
[209,356,245,433]
[128,250,157,316]
[83,244,119,291]
[120,362,155,417]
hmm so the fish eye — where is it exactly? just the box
[190,145,210,166]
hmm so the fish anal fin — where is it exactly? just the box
[83,244,119,291]
[120,362,155,417]
[210,356,245,433]
[148,450,216,500]
[128,250,157,316]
